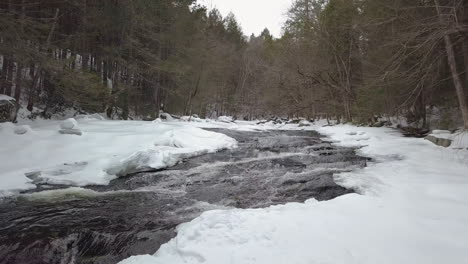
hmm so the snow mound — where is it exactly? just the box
[154,128,236,149]
[14,125,32,135]
[159,112,174,121]
[298,120,311,127]
[180,116,204,122]
[60,118,79,129]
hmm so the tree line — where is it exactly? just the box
[0,0,246,119]
[258,0,468,129]
[1,0,467,129]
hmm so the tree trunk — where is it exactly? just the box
[463,0,468,94]
[184,66,203,116]
[435,0,468,129]
[0,57,9,95]
[28,8,60,111]
[14,64,22,101]
[5,60,14,97]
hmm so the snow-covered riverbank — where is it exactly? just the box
[120,123,468,264]
[0,117,237,197]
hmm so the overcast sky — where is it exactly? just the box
[198,0,292,38]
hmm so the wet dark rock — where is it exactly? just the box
[400,126,430,138]
[0,128,368,264]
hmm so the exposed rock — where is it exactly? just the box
[59,128,83,136]
[372,121,392,127]
[400,127,430,138]
[0,95,18,123]
[425,135,452,148]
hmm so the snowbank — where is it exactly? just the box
[120,124,468,264]
[0,119,237,197]
[0,94,15,101]
[217,116,234,123]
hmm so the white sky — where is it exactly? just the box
[198,0,292,38]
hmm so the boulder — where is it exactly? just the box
[425,135,452,148]
[0,95,18,123]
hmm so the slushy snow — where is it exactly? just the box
[0,118,237,197]
[120,123,468,264]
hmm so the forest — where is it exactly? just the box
[2,1,468,263]
[1,0,467,130]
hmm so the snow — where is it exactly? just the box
[0,94,15,101]
[60,118,79,129]
[0,119,237,197]
[298,119,311,126]
[75,113,106,121]
[428,130,468,149]
[180,116,204,122]
[217,116,234,123]
[13,125,32,135]
[120,123,468,264]
[159,112,174,121]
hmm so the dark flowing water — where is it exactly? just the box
[0,129,368,264]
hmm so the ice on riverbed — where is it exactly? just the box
[0,119,237,196]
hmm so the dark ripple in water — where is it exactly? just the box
[0,129,368,264]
